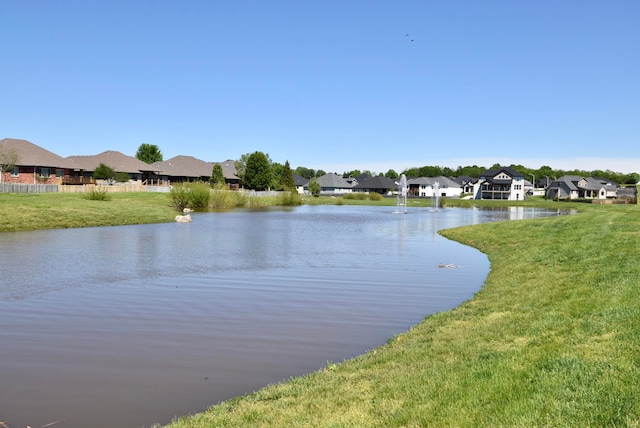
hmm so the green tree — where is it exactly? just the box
[315,169,326,177]
[209,163,225,186]
[295,166,315,179]
[0,144,18,183]
[270,162,284,190]
[235,153,251,185]
[135,143,163,164]
[93,163,116,184]
[385,169,398,179]
[280,160,296,191]
[244,151,272,190]
[308,177,321,197]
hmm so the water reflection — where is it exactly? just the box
[0,205,563,428]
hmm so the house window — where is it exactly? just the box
[40,168,50,178]
[56,169,64,177]
[11,167,19,177]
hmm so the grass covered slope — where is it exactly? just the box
[0,192,177,232]
[164,205,640,427]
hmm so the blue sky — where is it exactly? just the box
[2,1,638,174]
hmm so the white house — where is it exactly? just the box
[473,167,525,201]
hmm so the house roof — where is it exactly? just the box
[407,176,460,188]
[154,156,240,180]
[353,175,396,190]
[67,151,158,173]
[480,166,525,179]
[1,138,75,169]
[293,174,309,186]
[156,156,213,178]
[316,173,354,188]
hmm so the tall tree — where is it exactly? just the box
[243,151,272,190]
[280,160,296,191]
[135,144,163,164]
[209,163,225,186]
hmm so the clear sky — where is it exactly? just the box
[2,1,638,174]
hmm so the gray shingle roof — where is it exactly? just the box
[316,173,354,188]
[1,138,75,169]
[66,151,158,173]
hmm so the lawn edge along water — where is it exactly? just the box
[161,203,640,428]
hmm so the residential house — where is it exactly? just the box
[67,150,160,183]
[545,176,608,200]
[473,167,525,200]
[407,176,462,198]
[0,138,77,184]
[293,174,310,194]
[315,173,356,195]
[352,175,397,195]
[154,156,240,188]
[452,176,476,194]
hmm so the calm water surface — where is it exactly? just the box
[0,205,563,427]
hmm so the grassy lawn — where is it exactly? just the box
[0,192,177,232]
[161,202,640,427]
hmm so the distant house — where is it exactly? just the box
[545,176,608,200]
[154,156,240,188]
[315,173,355,194]
[67,150,160,183]
[352,175,397,194]
[473,167,525,200]
[293,174,309,194]
[452,176,476,194]
[408,176,462,198]
[0,138,77,185]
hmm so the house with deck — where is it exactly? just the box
[473,167,525,200]
[0,138,79,184]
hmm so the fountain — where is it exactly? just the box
[432,181,440,210]
[395,174,408,214]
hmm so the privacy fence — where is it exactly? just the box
[0,183,172,194]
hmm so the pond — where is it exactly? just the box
[0,205,564,428]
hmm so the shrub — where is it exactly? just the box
[84,187,111,201]
[169,182,210,209]
[210,183,242,209]
[277,190,302,206]
[169,184,191,209]
[368,192,384,201]
[188,182,211,208]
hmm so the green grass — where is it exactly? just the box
[0,192,177,232]
[161,203,640,427]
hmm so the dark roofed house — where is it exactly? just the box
[474,166,525,200]
[0,138,77,185]
[352,175,396,194]
[293,174,310,194]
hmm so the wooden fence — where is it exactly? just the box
[0,183,59,193]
